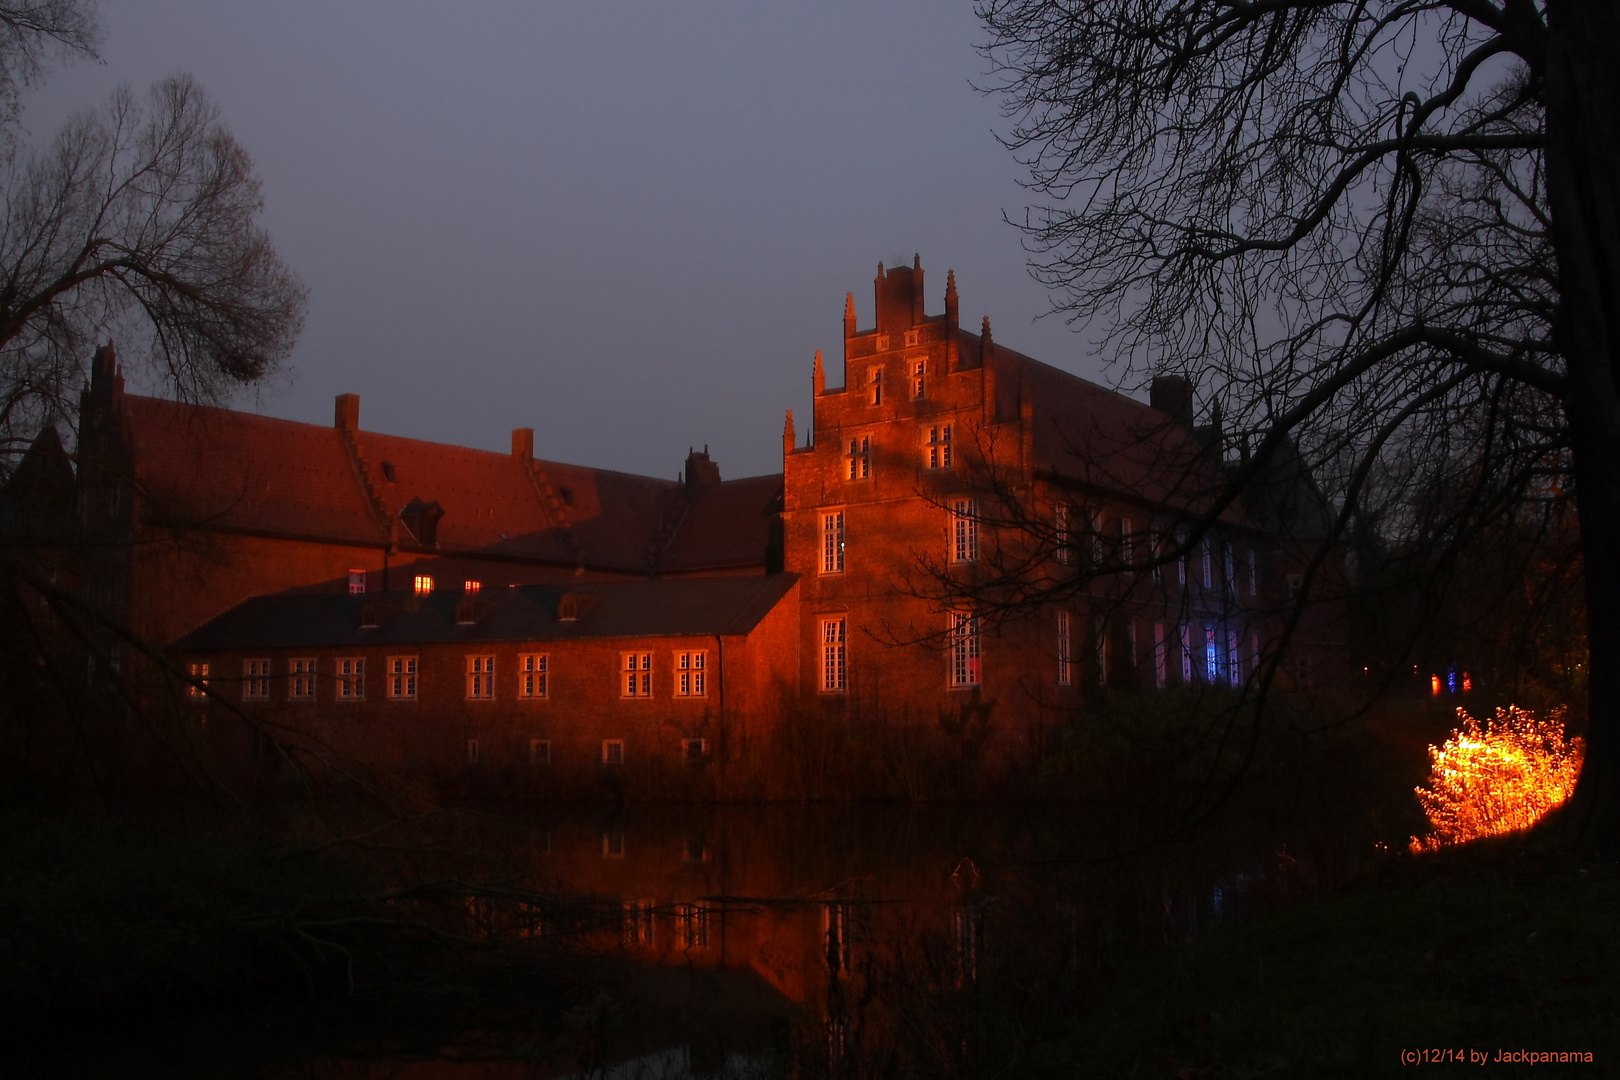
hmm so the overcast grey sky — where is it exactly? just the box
[27,1,1114,478]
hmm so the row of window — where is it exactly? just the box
[816,614,981,692]
[346,571,487,597]
[464,737,705,767]
[843,423,955,480]
[191,651,706,702]
[1054,611,1263,689]
[1053,508,1263,597]
[820,499,978,575]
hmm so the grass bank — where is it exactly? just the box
[1035,845,1620,1077]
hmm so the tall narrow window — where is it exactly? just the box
[1095,619,1108,687]
[1251,631,1262,677]
[949,612,981,687]
[846,436,870,480]
[1121,519,1134,573]
[1204,627,1219,682]
[338,657,364,700]
[926,424,952,469]
[1154,623,1167,688]
[413,574,433,596]
[243,659,270,701]
[1179,625,1192,683]
[1247,548,1258,597]
[1177,530,1188,585]
[290,658,316,700]
[1202,542,1213,589]
[622,653,652,698]
[951,499,978,563]
[1055,504,1072,564]
[1056,610,1072,686]
[348,569,366,595]
[821,618,847,693]
[912,359,926,399]
[1225,548,1236,593]
[188,661,209,699]
[466,655,495,699]
[388,656,418,700]
[822,511,845,574]
[1228,631,1242,687]
[519,654,548,698]
[466,739,480,764]
[675,651,706,697]
[868,366,883,406]
[1092,513,1105,566]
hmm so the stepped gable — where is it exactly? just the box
[120,396,385,544]
[974,333,1252,526]
[661,473,784,573]
[179,573,801,650]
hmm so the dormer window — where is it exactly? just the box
[464,580,481,594]
[359,603,379,628]
[455,596,477,624]
[413,574,433,596]
[381,461,396,482]
[398,497,444,547]
[348,569,366,595]
[557,594,580,621]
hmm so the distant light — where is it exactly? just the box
[1431,674,1441,695]
[1462,672,1473,692]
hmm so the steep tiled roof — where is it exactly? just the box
[979,335,1253,527]
[105,393,778,572]
[123,397,385,544]
[179,574,800,650]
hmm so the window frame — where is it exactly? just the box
[925,424,952,469]
[466,655,495,700]
[621,652,652,698]
[289,657,316,701]
[949,611,982,688]
[347,569,366,595]
[188,661,209,699]
[602,739,626,766]
[519,653,549,699]
[413,574,433,596]
[846,435,871,480]
[337,657,365,701]
[1056,610,1072,686]
[387,655,418,701]
[674,650,707,697]
[820,617,847,693]
[951,499,978,563]
[242,658,270,701]
[821,510,846,574]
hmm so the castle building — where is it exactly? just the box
[35,259,1333,793]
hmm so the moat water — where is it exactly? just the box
[35,800,1365,1079]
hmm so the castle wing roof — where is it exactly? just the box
[178,573,800,650]
[661,473,783,573]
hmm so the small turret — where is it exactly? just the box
[843,292,856,339]
[812,349,825,396]
[911,254,924,324]
[783,409,795,458]
[945,271,960,369]
[981,317,997,422]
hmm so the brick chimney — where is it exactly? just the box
[334,393,360,432]
[511,427,534,460]
[1150,377,1195,431]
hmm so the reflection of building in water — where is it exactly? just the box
[27,258,1341,790]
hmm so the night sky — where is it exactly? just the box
[28,1,1112,479]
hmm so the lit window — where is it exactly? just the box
[243,659,270,701]
[519,654,548,699]
[188,662,209,699]
[950,612,981,687]
[1055,504,1072,565]
[951,499,978,563]
[337,657,364,700]
[847,436,870,480]
[1154,623,1167,688]
[1177,531,1188,585]
[821,618,847,693]
[388,655,418,700]
[466,739,480,764]
[1056,610,1071,686]
[413,574,433,596]
[926,424,952,469]
[1150,527,1163,583]
[529,738,550,765]
[1247,548,1258,597]
[912,359,926,399]
[623,898,656,947]
[682,737,706,764]
[822,511,845,574]
[290,658,316,700]
[464,579,481,594]
[348,569,366,595]
[679,903,710,948]
[868,366,883,406]
[1205,626,1218,682]
[621,653,652,698]
[466,655,494,699]
[1179,625,1192,683]
[602,740,625,767]
[675,651,707,697]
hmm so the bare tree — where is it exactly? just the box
[975,1,1619,847]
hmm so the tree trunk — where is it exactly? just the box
[1545,0,1620,852]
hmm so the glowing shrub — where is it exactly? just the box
[1410,706,1583,851]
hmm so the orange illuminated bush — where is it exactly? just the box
[1410,706,1583,851]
